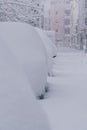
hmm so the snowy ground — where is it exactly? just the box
[40,47,87,130]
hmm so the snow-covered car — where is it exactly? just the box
[36,28,57,75]
[39,29,57,56]
[0,22,48,97]
[0,40,50,130]
[44,30,57,57]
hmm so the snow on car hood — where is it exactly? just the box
[0,37,50,130]
[0,22,48,96]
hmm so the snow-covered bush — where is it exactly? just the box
[0,39,50,130]
[0,22,48,96]
[0,0,43,28]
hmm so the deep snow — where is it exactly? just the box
[0,22,48,96]
[40,47,87,130]
[0,38,50,130]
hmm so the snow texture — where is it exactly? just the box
[36,28,56,75]
[0,22,48,96]
[0,37,50,130]
[40,47,87,130]
[0,0,43,27]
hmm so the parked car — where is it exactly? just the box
[36,28,57,75]
[44,30,57,54]
[0,39,50,130]
[0,22,48,97]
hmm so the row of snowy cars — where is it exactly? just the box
[0,22,57,130]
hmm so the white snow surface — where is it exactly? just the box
[0,38,50,130]
[40,47,87,130]
[0,22,48,96]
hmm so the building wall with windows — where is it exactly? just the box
[70,0,79,48]
[43,0,78,47]
[78,0,87,49]
[49,0,65,45]
[49,0,73,47]
[64,0,73,47]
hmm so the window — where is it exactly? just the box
[56,29,58,32]
[86,34,87,39]
[85,0,87,8]
[64,19,70,25]
[56,11,58,15]
[64,28,70,34]
[65,10,70,16]
[37,4,39,6]
[85,18,87,25]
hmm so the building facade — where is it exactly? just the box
[78,0,87,49]
[71,0,79,48]
[49,0,74,47]
[64,0,73,47]
[49,0,65,46]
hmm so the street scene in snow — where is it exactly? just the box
[0,0,87,130]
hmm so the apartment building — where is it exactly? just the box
[70,0,79,48]
[49,0,65,46]
[64,0,73,47]
[78,0,87,49]
[49,0,74,47]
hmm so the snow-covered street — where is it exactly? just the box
[40,47,87,130]
[0,0,87,129]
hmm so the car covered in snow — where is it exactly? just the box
[35,28,57,75]
[0,39,50,130]
[0,22,48,97]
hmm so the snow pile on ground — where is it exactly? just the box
[0,22,48,96]
[0,37,50,130]
[40,47,87,130]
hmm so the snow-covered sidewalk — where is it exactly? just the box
[40,48,87,130]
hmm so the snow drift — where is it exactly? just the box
[0,38,50,130]
[0,22,48,96]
